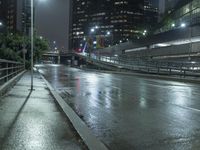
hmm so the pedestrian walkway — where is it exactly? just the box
[0,72,85,150]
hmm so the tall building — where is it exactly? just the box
[159,0,185,19]
[0,0,31,35]
[144,0,158,30]
[0,0,17,32]
[70,0,157,51]
[21,0,31,35]
[16,0,31,36]
[0,0,6,32]
[157,0,198,34]
[111,0,144,43]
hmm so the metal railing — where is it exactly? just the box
[78,53,200,77]
[0,59,24,86]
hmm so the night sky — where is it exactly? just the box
[35,0,69,51]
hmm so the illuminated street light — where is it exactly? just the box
[30,0,48,90]
[91,28,95,32]
[181,23,186,28]
[95,25,99,29]
[143,30,147,36]
[0,22,3,26]
[107,31,111,35]
[172,23,175,27]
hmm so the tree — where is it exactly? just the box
[0,33,24,61]
[0,33,49,63]
[34,36,49,62]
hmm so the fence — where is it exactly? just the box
[0,59,24,86]
[78,53,200,77]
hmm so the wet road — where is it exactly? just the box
[37,64,200,150]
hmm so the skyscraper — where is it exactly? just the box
[21,0,31,35]
[159,0,183,19]
[70,0,158,51]
[144,0,158,31]
[0,0,31,35]
[0,0,17,32]
[157,0,198,34]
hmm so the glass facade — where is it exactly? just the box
[157,0,200,34]
[71,0,156,51]
[21,0,31,35]
[0,0,17,32]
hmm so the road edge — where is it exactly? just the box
[39,73,108,150]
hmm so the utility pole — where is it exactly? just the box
[31,0,34,90]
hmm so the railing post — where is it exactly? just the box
[12,63,14,77]
[184,70,186,77]
[157,68,160,74]
[0,59,23,86]
[6,63,8,81]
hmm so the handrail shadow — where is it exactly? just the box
[0,90,33,148]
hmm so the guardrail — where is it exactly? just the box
[77,53,200,77]
[0,59,24,86]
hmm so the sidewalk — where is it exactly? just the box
[0,72,85,150]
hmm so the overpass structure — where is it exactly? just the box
[92,25,200,62]
[42,37,200,77]
[42,24,200,77]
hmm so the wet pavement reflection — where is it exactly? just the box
[37,64,200,150]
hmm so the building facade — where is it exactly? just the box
[21,0,31,35]
[0,0,31,35]
[157,0,199,34]
[70,0,158,51]
[144,0,158,31]
[0,0,18,32]
[159,0,181,15]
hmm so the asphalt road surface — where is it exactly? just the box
[37,64,200,150]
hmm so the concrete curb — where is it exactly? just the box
[39,74,108,150]
[0,71,26,96]
[82,68,200,84]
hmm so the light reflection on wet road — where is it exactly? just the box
[37,64,200,150]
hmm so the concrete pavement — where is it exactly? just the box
[0,71,86,150]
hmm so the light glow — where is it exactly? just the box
[181,23,186,28]
[91,28,95,32]
[107,31,111,35]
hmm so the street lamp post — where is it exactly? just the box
[30,0,46,90]
[31,0,34,90]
